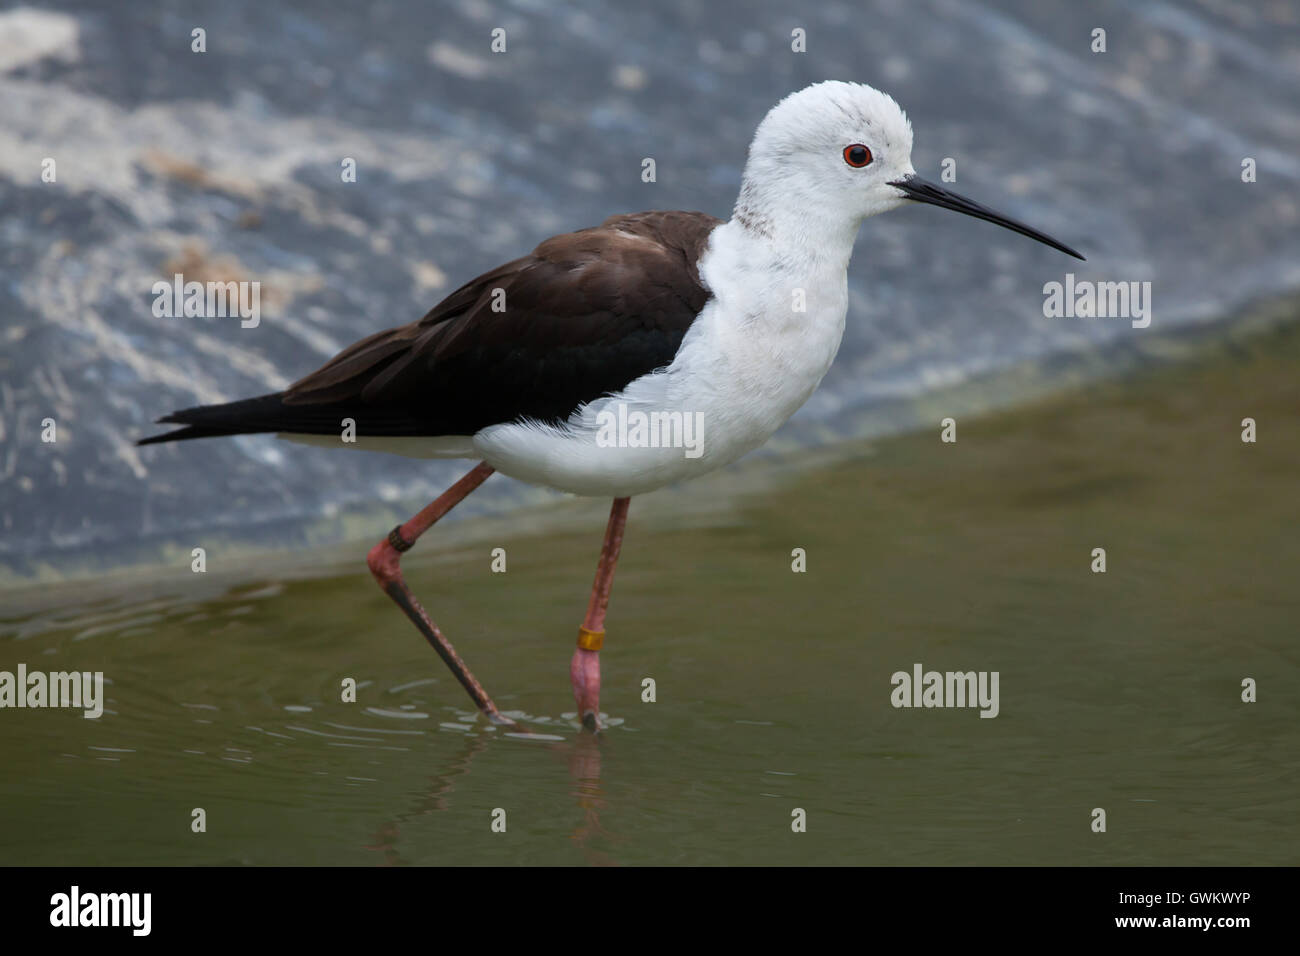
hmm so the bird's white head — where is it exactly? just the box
[735,81,915,245]
[734,81,1083,261]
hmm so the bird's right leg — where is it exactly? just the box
[365,461,516,725]
[570,496,632,731]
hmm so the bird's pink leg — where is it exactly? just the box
[571,497,631,730]
[365,462,518,725]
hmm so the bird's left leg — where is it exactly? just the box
[365,462,516,725]
[571,497,631,731]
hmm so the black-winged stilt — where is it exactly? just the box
[140,81,1083,730]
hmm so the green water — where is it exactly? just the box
[2,319,1298,866]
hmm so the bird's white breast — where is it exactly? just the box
[473,220,850,497]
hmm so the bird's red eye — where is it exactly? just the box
[843,144,873,168]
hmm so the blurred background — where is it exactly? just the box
[1,1,1298,867]
[2,0,1297,578]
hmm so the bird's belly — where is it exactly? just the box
[473,376,740,496]
[475,422,723,497]
[473,297,846,497]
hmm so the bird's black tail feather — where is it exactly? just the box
[137,392,351,446]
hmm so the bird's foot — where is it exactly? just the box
[485,709,540,735]
[569,646,601,732]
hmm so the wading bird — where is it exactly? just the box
[140,82,1082,730]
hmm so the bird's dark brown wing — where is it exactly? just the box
[138,210,721,445]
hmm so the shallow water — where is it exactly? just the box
[2,319,1298,865]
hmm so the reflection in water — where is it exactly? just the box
[365,734,490,868]
[567,734,617,867]
[363,728,620,867]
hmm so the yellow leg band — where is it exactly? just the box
[577,627,605,651]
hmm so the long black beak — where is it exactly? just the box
[888,174,1084,260]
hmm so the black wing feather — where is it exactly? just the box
[138,211,720,446]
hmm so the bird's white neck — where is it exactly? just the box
[730,173,863,274]
[682,212,851,472]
